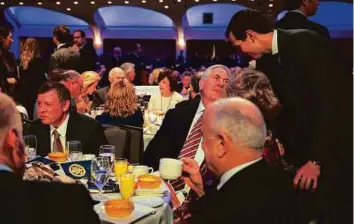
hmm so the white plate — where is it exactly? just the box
[131,196,164,208]
[94,202,155,224]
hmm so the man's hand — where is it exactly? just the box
[180,157,205,197]
[293,161,321,190]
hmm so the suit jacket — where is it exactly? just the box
[143,96,200,170]
[277,11,330,38]
[26,112,108,156]
[190,160,298,224]
[48,44,80,73]
[262,29,350,168]
[92,86,109,108]
[0,171,99,224]
[78,42,97,73]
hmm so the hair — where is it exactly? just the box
[158,69,178,92]
[19,38,41,70]
[105,81,137,117]
[191,74,201,94]
[201,64,231,80]
[38,81,71,105]
[227,68,281,127]
[213,98,267,150]
[287,0,303,10]
[53,25,71,43]
[120,62,135,75]
[149,68,164,85]
[109,67,125,80]
[0,92,21,150]
[82,71,100,93]
[225,9,273,41]
[0,26,16,73]
[181,71,192,78]
[73,29,86,38]
[49,69,80,82]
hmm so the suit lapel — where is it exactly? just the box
[66,113,77,142]
[38,124,50,156]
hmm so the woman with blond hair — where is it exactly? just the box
[76,71,101,113]
[18,37,46,119]
[95,80,143,127]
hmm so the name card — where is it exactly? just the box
[135,86,160,96]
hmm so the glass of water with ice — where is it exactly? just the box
[23,135,37,161]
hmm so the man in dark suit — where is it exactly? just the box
[27,81,107,156]
[73,30,97,73]
[0,92,99,224]
[182,98,297,224]
[277,0,329,38]
[143,64,231,171]
[226,9,352,223]
[92,67,125,108]
[48,25,80,74]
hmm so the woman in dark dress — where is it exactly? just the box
[96,80,143,127]
[0,26,18,97]
[18,38,46,119]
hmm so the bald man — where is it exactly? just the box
[0,93,99,224]
[182,97,297,224]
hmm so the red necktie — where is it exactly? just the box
[171,113,203,191]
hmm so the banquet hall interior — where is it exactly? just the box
[0,0,352,223]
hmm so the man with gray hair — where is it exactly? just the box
[120,62,136,84]
[0,92,99,224]
[143,64,231,204]
[182,97,297,223]
[92,67,125,107]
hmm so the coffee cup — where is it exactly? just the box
[159,158,183,180]
[131,165,153,177]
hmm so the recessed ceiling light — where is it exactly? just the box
[213,0,218,2]
[67,7,71,11]
[73,1,79,4]
[19,2,24,5]
[56,1,60,5]
[124,0,129,4]
[90,1,95,4]
[159,0,163,2]
[164,5,169,8]
[177,0,181,2]
[142,0,146,3]
[268,3,273,7]
[0,2,5,5]
[231,0,236,1]
[107,1,112,4]
[195,0,199,2]
[37,2,43,5]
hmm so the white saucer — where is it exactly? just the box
[131,196,164,208]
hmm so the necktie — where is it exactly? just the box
[52,130,63,152]
[171,113,203,191]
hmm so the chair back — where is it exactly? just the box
[103,124,130,159]
[118,125,144,164]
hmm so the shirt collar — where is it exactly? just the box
[0,164,13,172]
[197,98,205,114]
[50,114,70,138]
[271,29,279,55]
[57,43,66,49]
[217,157,263,190]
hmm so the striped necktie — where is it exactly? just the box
[52,130,63,152]
[171,113,203,191]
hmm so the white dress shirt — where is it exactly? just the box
[217,158,263,190]
[57,43,66,50]
[50,114,70,152]
[272,29,279,55]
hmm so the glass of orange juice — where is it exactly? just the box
[120,173,135,199]
[114,158,128,181]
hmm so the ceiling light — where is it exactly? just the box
[159,0,163,2]
[56,1,60,5]
[142,0,146,3]
[67,7,71,11]
[0,2,5,5]
[37,2,43,5]
[177,0,181,2]
[164,5,169,8]
[213,0,218,2]
[231,0,236,1]
[107,1,112,4]
[19,2,24,5]
[90,1,95,4]
[195,0,199,2]
[73,1,79,4]
[124,0,129,3]
[268,3,273,7]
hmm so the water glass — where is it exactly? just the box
[148,109,158,124]
[99,145,115,169]
[67,141,82,161]
[23,135,37,161]
[91,157,111,200]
